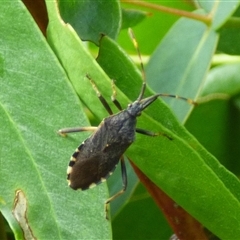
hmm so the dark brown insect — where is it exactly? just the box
[59,29,195,219]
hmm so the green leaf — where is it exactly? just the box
[216,5,240,55]
[201,63,240,96]
[118,1,195,55]
[145,16,218,122]
[121,8,148,29]
[217,24,240,55]
[186,63,240,176]
[0,0,111,239]
[186,100,231,171]
[197,0,240,29]
[58,0,121,45]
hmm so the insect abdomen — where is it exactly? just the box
[67,111,137,190]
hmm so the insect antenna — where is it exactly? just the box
[156,93,197,105]
[128,28,197,106]
[128,28,146,102]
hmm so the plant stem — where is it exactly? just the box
[122,0,212,26]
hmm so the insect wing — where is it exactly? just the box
[68,114,132,190]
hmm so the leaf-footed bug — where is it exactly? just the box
[58,29,196,219]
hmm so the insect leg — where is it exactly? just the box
[111,80,123,111]
[86,74,113,115]
[58,126,97,136]
[136,128,172,140]
[105,156,127,220]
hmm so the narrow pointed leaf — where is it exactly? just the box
[0,0,111,239]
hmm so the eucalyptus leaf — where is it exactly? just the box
[0,1,111,239]
[58,0,121,45]
[121,8,148,29]
[197,0,240,29]
[145,16,218,123]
